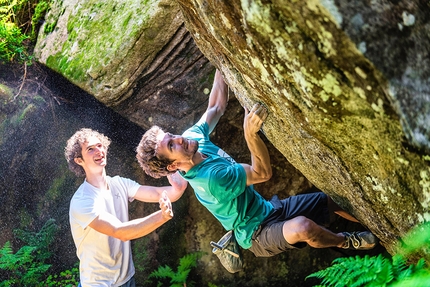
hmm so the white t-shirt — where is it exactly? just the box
[69,175,140,287]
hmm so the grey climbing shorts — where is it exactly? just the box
[249,192,329,257]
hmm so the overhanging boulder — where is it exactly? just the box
[175,0,430,257]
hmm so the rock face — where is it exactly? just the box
[34,0,214,133]
[335,1,430,155]
[175,0,430,257]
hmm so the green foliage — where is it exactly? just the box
[0,0,30,63]
[397,221,430,258]
[14,218,57,262]
[31,1,50,40]
[149,251,204,287]
[0,243,51,286]
[0,21,30,63]
[132,237,156,285]
[43,17,56,33]
[0,217,80,286]
[0,219,58,287]
[306,254,426,287]
[132,237,150,274]
[43,265,79,287]
[0,0,51,64]
[306,223,430,287]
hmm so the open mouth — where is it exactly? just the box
[94,155,105,163]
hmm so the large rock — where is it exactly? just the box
[175,0,430,257]
[34,0,213,133]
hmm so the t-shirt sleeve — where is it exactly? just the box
[183,121,209,140]
[116,176,141,200]
[208,163,247,203]
[70,196,99,229]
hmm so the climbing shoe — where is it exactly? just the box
[342,231,378,250]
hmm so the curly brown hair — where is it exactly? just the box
[64,128,111,177]
[135,126,175,179]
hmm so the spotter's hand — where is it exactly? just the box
[159,190,173,220]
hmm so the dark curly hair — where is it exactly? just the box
[64,128,111,177]
[136,125,175,179]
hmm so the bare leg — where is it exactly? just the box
[283,216,345,248]
[327,196,359,223]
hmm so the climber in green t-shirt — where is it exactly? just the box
[136,69,378,258]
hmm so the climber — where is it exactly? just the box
[135,69,377,260]
[65,128,188,286]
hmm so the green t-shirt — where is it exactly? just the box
[180,121,274,249]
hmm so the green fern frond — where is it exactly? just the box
[358,255,393,287]
[391,255,407,274]
[14,218,57,262]
[172,269,191,284]
[375,258,394,284]
[149,251,204,286]
[0,241,15,270]
[346,255,379,287]
[307,256,358,286]
[149,265,175,280]
[0,241,13,256]
[308,224,430,287]
[177,251,203,273]
[20,263,51,285]
[307,254,398,287]
[391,255,416,281]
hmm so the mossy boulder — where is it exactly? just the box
[34,0,213,133]
[175,0,430,260]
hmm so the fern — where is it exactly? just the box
[307,223,430,287]
[0,21,30,63]
[14,218,57,262]
[0,243,50,286]
[306,254,421,287]
[150,265,177,281]
[149,251,204,287]
[0,218,58,287]
[177,252,202,276]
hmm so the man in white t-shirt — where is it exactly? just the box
[65,128,188,287]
